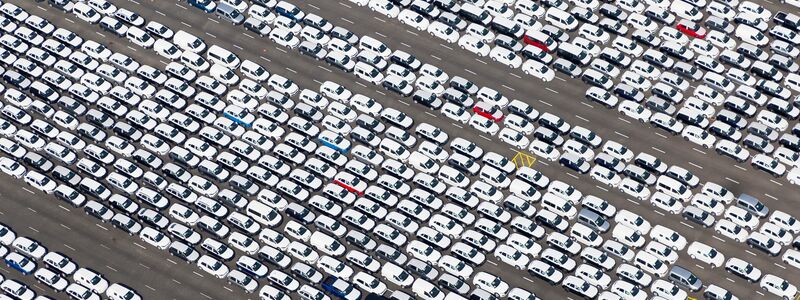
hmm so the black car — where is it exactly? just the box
[243,18,270,37]
[447,155,479,176]
[706,16,734,33]
[644,7,674,25]
[613,84,644,102]
[559,153,590,174]
[448,76,478,95]
[23,152,54,173]
[768,54,798,73]
[3,70,31,90]
[405,258,438,281]
[356,115,385,134]
[541,24,569,43]
[412,90,442,109]
[52,165,81,187]
[437,12,466,31]
[381,78,412,97]
[162,163,190,183]
[168,241,199,262]
[773,11,800,31]
[552,58,581,78]
[330,26,358,44]
[293,103,323,122]
[112,122,143,142]
[594,153,624,173]
[600,4,627,21]
[709,122,741,142]
[284,203,315,225]
[133,149,163,170]
[682,206,714,228]
[57,97,87,116]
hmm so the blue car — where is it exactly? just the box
[187,0,217,13]
[274,1,305,21]
[5,253,35,275]
[223,105,255,128]
[321,276,361,300]
[318,131,351,154]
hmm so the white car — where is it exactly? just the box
[498,127,529,149]
[687,241,723,268]
[469,115,500,135]
[760,274,797,300]
[522,59,555,81]
[649,225,687,250]
[618,100,652,122]
[269,27,300,49]
[398,9,430,31]
[489,46,522,68]
[427,21,459,43]
[369,0,400,18]
[458,34,491,57]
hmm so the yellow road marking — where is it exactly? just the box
[512,151,537,169]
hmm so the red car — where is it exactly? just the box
[472,102,504,122]
[676,20,707,39]
[523,30,557,52]
[333,172,366,196]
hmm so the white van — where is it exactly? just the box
[206,45,240,69]
[656,176,691,201]
[438,165,468,188]
[670,0,703,21]
[541,192,578,219]
[479,165,510,188]
[180,51,210,72]
[359,36,391,59]
[412,278,443,300]
[354,62,384,84]
[785,73,800,93]
[246,201,281,227]
[309,231,344,256]
[545,7,578,31]
[173,30,207,53]
[379,138,409,162]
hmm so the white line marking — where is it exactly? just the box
[545,87,559,94]
[181,22,192,28]
[451,123,463,128]
[654,210,665,216]
[626,199,639,205]
[22,188,34,194]
[509,73,521,79]
[126,46,137,52]
[770,180,783,186]
[734,165,747,171]
[340,17,354,24]
[405,30,419,36]
[555,76,566,82]
[374,32,387,38]
[774,263,786,269]
[242,33,254,39]
[745,250,757,256]
[475,58,487,64]
[398,100,410,106]
[339,2,352,8]
[617,117,631,124]
[486,260,497,266]
[275,47,287,53]
[313,79,323,84]
[614,131,629,138]
[726,277,735,283]
[133,243,146,250]
[27,207,36,213]
[232,44,243,50]
[692,148,706,155]
[37,6,47,11]
[651,147,665,154]
[155,10,165,16]
[539,161,549,166]
[28,226,39,233]
[502,84,515,91]
[425,112,437,118]
[440,44,453,50]
[712,236,725,243]
[106,265,118,272]
[566,173,579,179]
[680,221,694,229]
[32,285,45,292]
[285,67,297,73]
[193,271,205,278]
[654,132,668,139]
[695,264,704,269]
[401,42,411,48]
[480,135,492,141]
[63,244,75,251]
[129,0,140,4]
[96,224,108,231]
[145,285,155,291]
[688,162,703,169]
[725,177,740,184]
[464,69,476,75]
[580,102,594,108]
[207,18,219,24]
[65,18,75,23]
[200,292,212,299]
[95,32,105,37]
[595,186,608,192]
[375,90,386,96]
[224,286,233,292]
[373,17,386,22]
[431,55,441,61]
[764,194,778,201]
[100,244,110,250]
[308,4,320,9]
[172,279,181,284]
[139,263,150,269]
[355,81,367,88]
[176,3,187,9]
[756,291,764,296]
[538,100,552,106]
[260,56,271,62]
[317,65,332,72]
[167,259,178,265]
[575,115,589,122]
[60,224,71,230]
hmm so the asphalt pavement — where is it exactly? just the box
[5,0,800,299]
